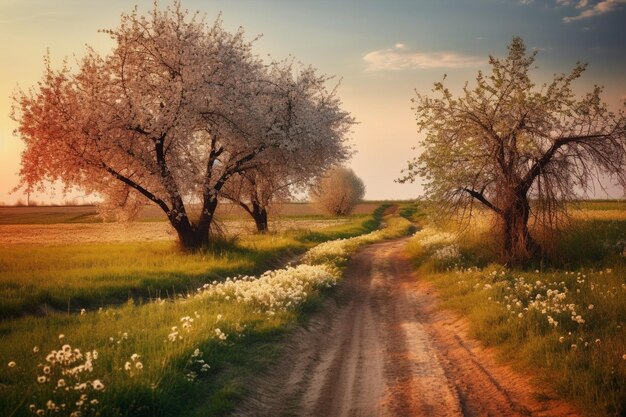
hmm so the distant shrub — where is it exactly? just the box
[310,166,365,216]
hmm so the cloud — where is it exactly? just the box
[555,0,588,6]
[363,44,484,72]
[563,0,626,22]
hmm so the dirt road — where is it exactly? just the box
[234,238,581,417]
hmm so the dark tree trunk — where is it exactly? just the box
[501,193,540,265]
[171,221,210,251]
[168,209,213,251]
[251,202,269,233]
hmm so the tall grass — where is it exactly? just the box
[0,213,384,319]
[0,206,412,417]
[405,217,626,416]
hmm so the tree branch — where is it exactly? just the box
[461,187,502,214]
[103,165,170,214]
[521,132,614,192]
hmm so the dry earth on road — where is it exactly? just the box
[234,238,582,417]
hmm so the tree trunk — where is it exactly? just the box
[173,222,210,250]
[251,202,269,233]
[501,194,540,265]
[169,215,211,251]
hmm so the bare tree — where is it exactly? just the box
[311,166,365,216]
[12,2,352,250]
[399,37,626,264]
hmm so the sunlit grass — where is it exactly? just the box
[0,214,381,319]
[0,206,414,417]
[0,288,299,417]
[405,213,626,416]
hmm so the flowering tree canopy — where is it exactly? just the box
[220,62,354,232]
[399,37,626,264]
[311,166,365,216]
[12,2,353,249]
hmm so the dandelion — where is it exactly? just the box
[588,304,594,310]
[135,362,143,370]
[80,308,86,315]
[130,353,140,361]
[124,361,132,371]
[214,328,227,340]
[559,336,565,343]
[91,379,105,391]
[37,376,46,383]
[58,334,65,340]
[57,378,66,388]
[7,361,16,368]
[33,346,40,353]
[622,354,626,360]
[571,344,577,350]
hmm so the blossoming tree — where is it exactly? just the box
[220,63,354,233]
[399,37,626,264]
[12,2,353,249]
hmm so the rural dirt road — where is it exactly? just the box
[234,238,581,417]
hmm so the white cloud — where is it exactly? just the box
[563,0,626,22]
[363,44,484,72]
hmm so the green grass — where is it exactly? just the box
[405,218,626,416]
[0,206,412,417]
[0,285,303,417]
[0,212,385,320]
[554,219,626,268]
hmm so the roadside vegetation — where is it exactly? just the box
[0,205,414,417]
[0,207,379,319]
[405,200,626,416]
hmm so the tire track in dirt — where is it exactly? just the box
[232,238,581,417]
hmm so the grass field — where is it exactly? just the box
[405,202,626,416]
[0,203,416,416]
[0,205,377,319]
[0,202,382,225]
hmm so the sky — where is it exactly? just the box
[0,0,625,203]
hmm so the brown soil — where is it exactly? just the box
[233,238,582,417]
